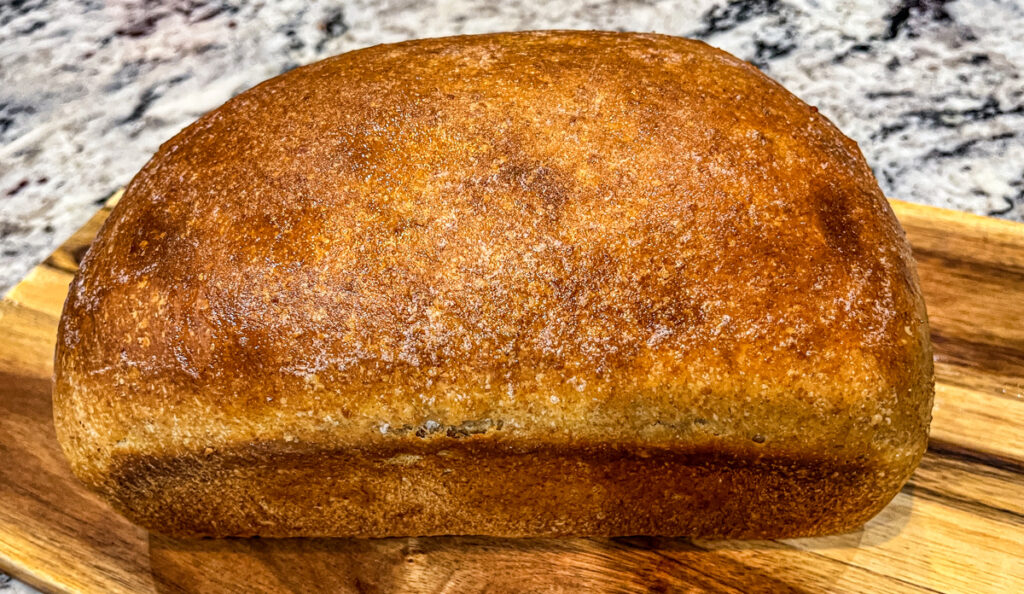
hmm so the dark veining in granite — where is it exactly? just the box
[693,0,782,38]
[885,0,954,39]
[177,0,241,24]
[924,132,1017,160]
[995,173,1024,216]
[0,0,47,27]
[904,97,1024,129]
[0,101,37,143]
[117,73,192,129]
[316,7,349,53]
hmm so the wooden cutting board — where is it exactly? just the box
[1,195,1022,593]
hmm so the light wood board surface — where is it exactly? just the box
[1,196,1021,593]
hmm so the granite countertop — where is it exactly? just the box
[0,0,1022,589]
[1,0,1023,296]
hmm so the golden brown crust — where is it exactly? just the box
[105,441,894,539]
[53,31,933,538]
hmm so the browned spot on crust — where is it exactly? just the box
[814,179,864,257]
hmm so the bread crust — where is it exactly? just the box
[53,31,933,538]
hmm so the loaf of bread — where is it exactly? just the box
[54,31,933,539]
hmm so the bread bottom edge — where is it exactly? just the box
[96,439,912,539]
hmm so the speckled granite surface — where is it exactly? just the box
[2,0,1023,296]
[0,571,35,594]
[0,0,1022,586]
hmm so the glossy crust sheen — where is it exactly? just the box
[53,31,933,538]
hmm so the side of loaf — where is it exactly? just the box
[53,31,933,538]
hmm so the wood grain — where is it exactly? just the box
[1,197,1021,593]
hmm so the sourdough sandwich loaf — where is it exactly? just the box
[54,31,933,538]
